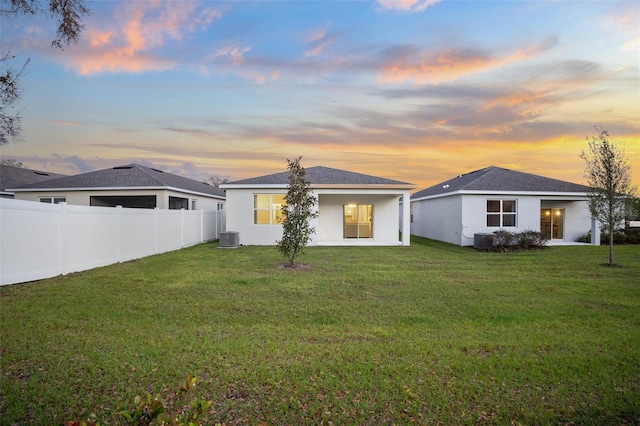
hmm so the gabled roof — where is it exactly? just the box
[0,165,67,194]
[224,166,415,188]
[9,163,226,199]
[412,166,589,199]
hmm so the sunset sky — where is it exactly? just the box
[1,0,639,190]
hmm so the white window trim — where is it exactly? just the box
[39,196,66,204]
[486,199,517,228]
[254,194,285,225]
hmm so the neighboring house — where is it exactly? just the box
[410,166,599,246]
[9,163,226,210]
[0,165,67,198]
[221,166,415,246]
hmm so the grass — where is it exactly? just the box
[1,236,639,425]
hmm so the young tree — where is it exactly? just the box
[580,127,637,265]
[277,156,318,267]
[1,0,91,145]
[0,158,24,167]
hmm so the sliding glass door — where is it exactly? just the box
[540,208,564,240]
[344,204,372,238]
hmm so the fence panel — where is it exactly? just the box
[63,204,119,274]
[0,198,224,286]
[118,207,158,261]
[1,199,62,284]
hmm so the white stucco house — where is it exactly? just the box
[410,166,599,246]
[9,163,226,211]
[220,166,415,246]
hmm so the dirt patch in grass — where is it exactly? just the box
[277,263,312,271]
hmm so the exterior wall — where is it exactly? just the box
[413,192,594,246]
[410,195,463,245]
[225,188,287,245]
[316,192,402,245]
[459,195,540,246]
[225,188,407,246]
[13,189,224,210]
[540,197,593,243]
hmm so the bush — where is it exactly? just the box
[491,229,547,252]
[600,227,640,245]
[492,230,515,251]
[576,231,592,243]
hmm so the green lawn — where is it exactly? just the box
[1,237,639,425]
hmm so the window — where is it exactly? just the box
[254,194,286,225]
[39,196,66,204]
[217,203,224,211]
[169,196,188,210]
[487,199,516,227]
[191,199,197,210]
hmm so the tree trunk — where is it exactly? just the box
[608,230,614,266]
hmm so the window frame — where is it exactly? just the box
[486,199,517,228]
[343,203,373,238]
[253,194,286,225]
[39,196,66,204]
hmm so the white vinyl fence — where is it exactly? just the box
[0,198,225,286]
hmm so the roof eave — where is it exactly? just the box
[412,189,589,201]
[313,183,415,190]
[221,184,288,189]
[223,183,415,190]
[9,186,226,199]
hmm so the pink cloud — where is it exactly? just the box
[379,37,558,84]
[304,23,333,57]
[376,0,441,13]
[201,44,279,84]
[60,0,222,75]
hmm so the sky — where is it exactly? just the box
[1,0,639,191]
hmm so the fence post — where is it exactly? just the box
[213,210,218,240]
[200,209,204,243]
[181,208,185,248]
[59,202,68,276]
[116,205,123,262]
[154,207,159,254]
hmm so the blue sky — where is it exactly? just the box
[1,0,638,189]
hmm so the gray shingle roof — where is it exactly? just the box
[226,166,414,187]
[0,165,67,193]
[412,166,589,199]
[10,163,225,198]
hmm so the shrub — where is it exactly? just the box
[600,227,640,245]
[576,231,592,243]
[517,229,548,250]
[492,229,547,252]
[492,230,515,251]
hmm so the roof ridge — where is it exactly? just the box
[131,163,166,186]
[457,166,496,188]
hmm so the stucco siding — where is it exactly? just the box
[14,189,223,210]
[225,188,405,246]
[224,188,286,245]
[414,193,593,246]
[459,196,540,245]
[411,195,463,245]
[540,197,592,242]
[317,193,401,245]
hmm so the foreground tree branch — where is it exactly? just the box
[0,0,90,144]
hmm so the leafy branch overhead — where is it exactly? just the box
[0,0,91,145]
